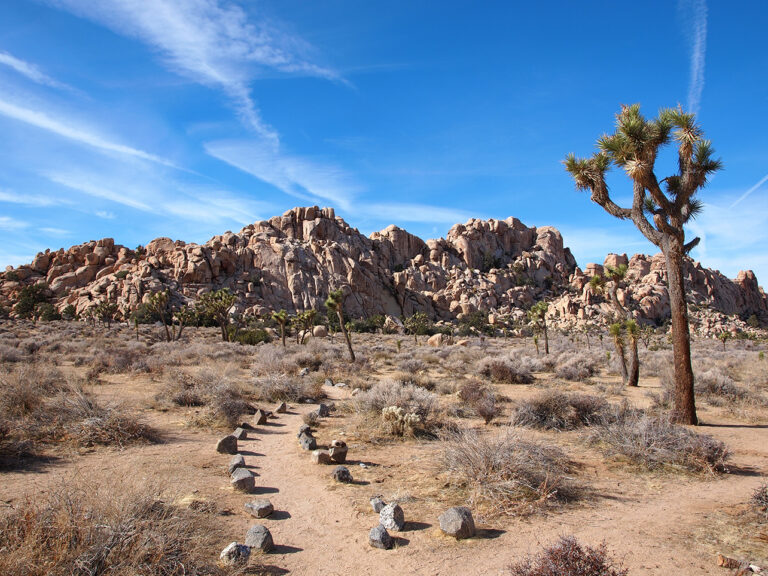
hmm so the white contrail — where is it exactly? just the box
[684,0,708,115]
[730,173,768,208]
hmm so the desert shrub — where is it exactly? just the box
[290,350,323,372]
[555,352,599,381]
[508,536,628,576]
[253,373,323,403]
[752,482,768,522]
[512,391,609,430]
[458,381,499,424]
[0,343,23,363]
[478,356,534,384]
[695,368,747,405]
[352,379,436,422]
[0,484,233,576]
[589,411,728,473]
[230,327,271,345]
[398,358,426,375]
[441,429,575,516]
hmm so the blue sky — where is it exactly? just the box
[1,1,767,284]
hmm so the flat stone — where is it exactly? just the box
[219,542,250,565]
[230,468,255,493]
[233,427,247,440]
[380,503,405,531]
[438,506,476,539]
[245,524,274,552]
[331,465,353,483]
[228,454,246,475]
[275,402,287,413]
[369,524,392,549]
[216,435,238,454]
[245,499,274,518]
[298,432,317,451]
[311,449,332,464]
[324,378,334,386]
[370,496,386,513]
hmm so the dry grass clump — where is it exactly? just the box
[457,381,499,424]
[508,536,628,576]
[0,366,158,457]
[512,391,609,431]
[478,356,534,384]
[752,482,768,522]
[695,368,749,405]
[352,379,436,421]
[589,410,728,474]
[350,379,438,438]
[555,352,600,382]
[253,373,323,403]
[0,483,233,576]
[441,428,575,516]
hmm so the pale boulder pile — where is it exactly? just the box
[0,206,765,335]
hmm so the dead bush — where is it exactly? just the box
[352,379,436,422]
[253,373,323,403]
[752,482,768,522]
[0,483,233,576]
[441,428,575,516]
[458,381,499,424]
[589,410,728,473]
[512,391,609,431]
[508,535,628,576]
[696,368,748,405]
[478,356,534,384]
[555,352,599,382]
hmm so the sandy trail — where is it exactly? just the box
[1,379,766,575]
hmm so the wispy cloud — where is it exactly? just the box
[40,227,70,236]
[680,0,708,114]
[0,50,71,90]
[0,97,178,168]
[205,139,358,211]
[0,216,28,231]
[0,189,66,207]
[730,173,768,208]
[46,171,156,212]
[49,0,342,143]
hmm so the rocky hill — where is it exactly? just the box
[1,206,766,335]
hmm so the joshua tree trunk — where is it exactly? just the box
[627,336,639,387]
[613,336,628,386]
[542,321,549,355]
[280,324,286,347]
[664,240,697,424]
[337,310,355,362]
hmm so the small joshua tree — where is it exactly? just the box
[565,104,721,424]
[528,301,549,355]
[326,289,355,362]
[271,309,288,347]
[198,288,237,342]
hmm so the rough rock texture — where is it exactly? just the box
[230,468,255,493]
[331,465,353,483]
[438,506,476,539]
[298,433,317,451]
[369,524,393,550]
[311,449,332,465]
[244,524,274,552]
[228,454,246,475]
[219,542,250,565]
[329,439,348,463]
[1,207,764,334]
[379,503,405,531]
[245,499,274,518]
[216,435,238,455]
[370,496,386,513]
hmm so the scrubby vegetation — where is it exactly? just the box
[509,536,628,576]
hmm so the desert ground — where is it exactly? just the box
[0,320,766,575]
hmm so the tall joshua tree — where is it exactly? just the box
[325,289,355,362]
[565,104,722,424]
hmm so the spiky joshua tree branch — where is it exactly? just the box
[565,104,722,424]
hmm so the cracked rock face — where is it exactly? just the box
[1,207,764,333]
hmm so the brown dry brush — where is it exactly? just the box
[512,391,609,431]
[440,428,577,517]
[0,483,242,576]
[508,536,628,576]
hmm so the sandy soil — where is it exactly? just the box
[2,366,766,576]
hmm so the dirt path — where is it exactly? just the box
[2,379,766,575]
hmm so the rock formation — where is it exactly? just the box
[1,206,765,336]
